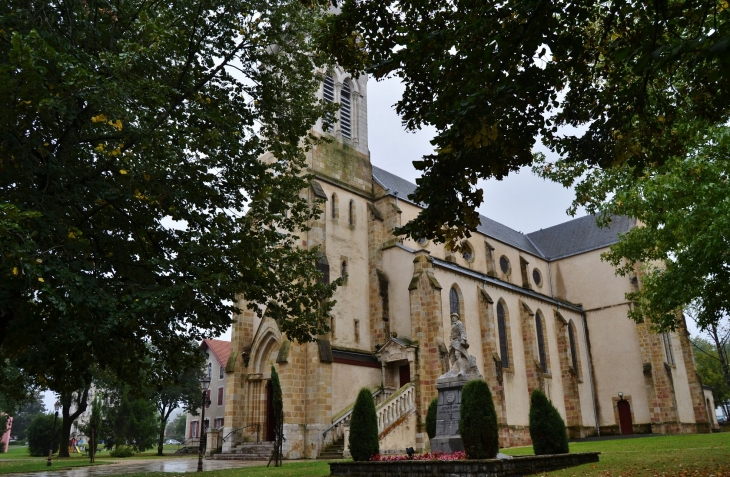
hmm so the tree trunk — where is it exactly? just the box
[89,428,95,463]
[156,405,174,456]
[58,387,90,458]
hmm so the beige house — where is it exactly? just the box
[185,339,231,444]
[219,69,714,459]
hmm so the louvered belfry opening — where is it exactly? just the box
[323,75,335,130]
[340,81,352,139]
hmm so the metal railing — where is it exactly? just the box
[321,388,391,447]
[222,423,262,446]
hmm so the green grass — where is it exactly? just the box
[2,434,729,476]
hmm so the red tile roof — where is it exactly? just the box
[201,339,232,368]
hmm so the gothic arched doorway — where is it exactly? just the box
[617,400,633,435]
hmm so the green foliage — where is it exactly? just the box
[167,413,187,441]
[426,397,438,440]
[459,380,499,459]
[26,414,61,457]
[529,390,569,455]
[348,388,379,462]
[269,365,284,467]
[693,337,730,416]
[0,0,338,402]
[8,392,45,441]
[109,445,136,458]
[104,388,158,452]
[321,0,730,250]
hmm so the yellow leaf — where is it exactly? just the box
[12,267,18,275]
[109,119,123,131]
[92,114,108,123]
[68,231,76,238]
[119,169,128,174]
[38,277,44,282]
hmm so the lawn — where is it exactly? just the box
[0,444,195,474]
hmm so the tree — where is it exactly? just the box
[26,414,62,457]
[103,387,158,452]
[148,347,204,456]
[321,0,730,249]
[426,397,438,440]
[0,0,338,410]
[7,391,45,441]
[87,395,102,463]
[459,380,498,459]
[58,386,91,458]
[529,390,568,455]
[267,365,283,467]
[167,413,187,441]
[348,388,378,462]
[535,125,730,393]
[693,335,730,419]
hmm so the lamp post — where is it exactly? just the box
[47,401,60,467]
[618,392,624,401]
[197,376,211,472]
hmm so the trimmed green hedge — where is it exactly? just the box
[459,380,499,459]
[26,414,62,457]
[426,397,438,439]
[348,388,379,461]
[529,389,569,455]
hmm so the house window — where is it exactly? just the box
[568,320,580,377]
[219,365,224,380]
[217,387,224,406]
[348,200,355,226]
[341,81,352,139]
[214,418,224,428]
[205,389,211,408]
[535,312,547,374]
[449,287,460,316]
[663,332,675,366]
[207,362,212,378]
[497,301,509,369]
[190,421,198,438]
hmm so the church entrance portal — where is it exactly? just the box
[618,400,633,435]
[265,380,275,442]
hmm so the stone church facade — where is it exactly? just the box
[220,69,713,459]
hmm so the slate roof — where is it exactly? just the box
[371,165,634,260]
[526,215,635,260]
[201,339,232,368]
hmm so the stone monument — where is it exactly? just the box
[430,313,483,453]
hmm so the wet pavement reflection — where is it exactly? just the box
[7,458,265,477]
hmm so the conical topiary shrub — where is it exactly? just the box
[348,388,379,461]
[426,397,438,439]
[459,380,499,459]
[528,389,569,455]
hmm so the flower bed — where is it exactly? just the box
[370,451,466,462]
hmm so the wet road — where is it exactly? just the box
[6,458,268,477]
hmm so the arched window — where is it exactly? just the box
[341,81,352,139]
[449,287,460,315]
[348,199,355,226]
[497,301,509,368]
[535,312,547,373]
[323,75,335,130]
[568,320,579,376]
[331,193,338,219]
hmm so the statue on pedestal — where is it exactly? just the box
[439,313,482,381]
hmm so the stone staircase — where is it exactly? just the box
[317,438,345,460]
[212,442,274,460]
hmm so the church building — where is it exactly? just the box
[219,69,713,459]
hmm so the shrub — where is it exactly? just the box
[348,388,379,461]
[26,414,62,457]
[426,397,438,439]
[459,380,499,459]
[529,389,569,455]
[110,445,135,457]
